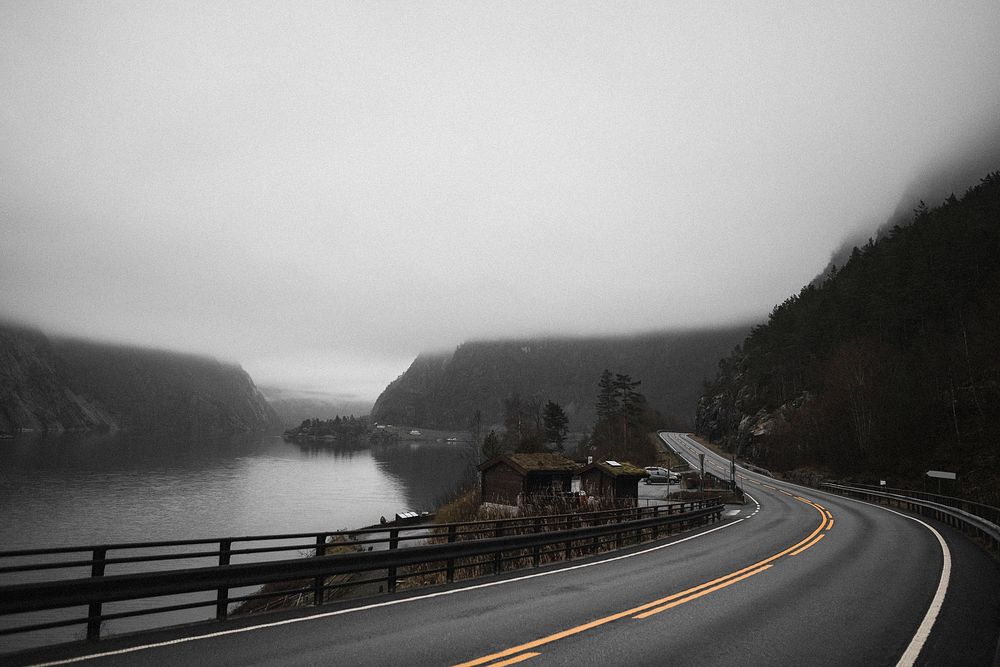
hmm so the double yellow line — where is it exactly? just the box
[456,490,834,667]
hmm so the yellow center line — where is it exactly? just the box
[633,564,773,618]
[454,485,834,667]
[487,653,540,666]
[790,533,825,556]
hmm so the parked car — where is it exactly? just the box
[643,467,680,484]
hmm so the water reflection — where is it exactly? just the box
[0,429,480,652]
[0,430,473,552]
[370,438,479,512]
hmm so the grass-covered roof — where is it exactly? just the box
[479,452,580,474]
[581,460,649,477]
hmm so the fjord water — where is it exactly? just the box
[0,430,476,653]
[0,430,476,550]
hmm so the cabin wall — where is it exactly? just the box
[481,462,523,504]
[525,472,571,495]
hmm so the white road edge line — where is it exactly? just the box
[828,495,951,667]
[29,515,746,666]
[668,433,952,667]
[891,509,951,667]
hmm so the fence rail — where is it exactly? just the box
[820,482,1000,558]
[828,482,1000,528]
[0,500,722,645]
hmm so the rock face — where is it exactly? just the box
[0,323,279,435]
[0,324,117,433]
[371,328,749,432]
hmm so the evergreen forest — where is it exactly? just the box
[697,172,1000,503]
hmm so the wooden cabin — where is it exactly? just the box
[578,460,649,505]
[478,453,580,506]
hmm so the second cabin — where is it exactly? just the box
[578,460,650,505]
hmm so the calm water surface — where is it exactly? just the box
[1,430,476,549]
[0,430,476,652]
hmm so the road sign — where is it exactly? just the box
[926,470,957,480]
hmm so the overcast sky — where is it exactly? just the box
[3,2,1000,401]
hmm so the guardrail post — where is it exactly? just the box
[532,518,542,567]
[87,547,106,641]
[387,529,399,593]
[446,525,457,582]
[652,505,660,539]
[313,534,326,606]
[216,539,232,620]
[494,522,504,574]
[616,510,623,550]
[564,516,574,562]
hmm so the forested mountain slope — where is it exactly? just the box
[54,338,280,434]
[0,323,279,435]
[697,172,1000,502]
[372,327,748,433]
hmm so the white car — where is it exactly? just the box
[644,467,680,484]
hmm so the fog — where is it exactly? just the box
[3,2,1000,400]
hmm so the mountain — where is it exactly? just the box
[697,171,1000,502]
[371,327,750,433]
[0,323,279,435]
[257,386,373,427]
[815,126,1000,285]
[0,323,117,433]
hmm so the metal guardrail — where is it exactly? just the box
[830,482,1000,528]
[0,500,722,645]
[821,483,1000,558]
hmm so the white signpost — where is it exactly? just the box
[926,470,957,494]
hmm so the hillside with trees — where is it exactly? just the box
[54,337,280,434]
[697,172,1000,503]
[0,322,280,435]
[477,369,660,466]
[371,328,748,434]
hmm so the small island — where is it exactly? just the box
[282,416,372,446]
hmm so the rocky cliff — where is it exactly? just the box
[372,328,749,432]
[0,323,279,434]
[0,324,117,433]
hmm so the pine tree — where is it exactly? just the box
[543,400,569,451]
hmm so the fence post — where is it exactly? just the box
[532,518,542,567]
[494,522,504,574]
[387,529,399,593]
[564,516,574,562]
[313,534,326,606]
[446,525,457,582]
[216,539,232,620]
[616,510,623,550]
[653,505,660,539]
[86,547,107,641]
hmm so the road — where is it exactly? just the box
[14,433,1000,666]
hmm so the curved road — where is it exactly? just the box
[15,433,1000,666]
